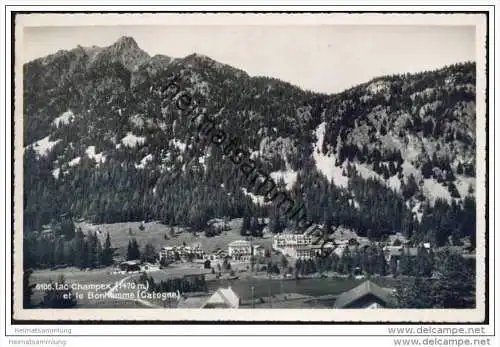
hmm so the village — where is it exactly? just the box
[106,219,475,309]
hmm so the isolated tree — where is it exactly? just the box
[338,247,353,274]
[160,256,170,268]
[127,239,141,261]
[295,258,303,277]
[421,160,433,179]
[375,247,388,276]
[280,255,288,272]
[240,216,250,236]
[53,237,66,266]
[223,258,231,271]
[388,161,397,177]
[141,243,157,263]
[390,257,398,277]
[59,218,76,240]
[467,184,474,195]
[86,231,101,268]
[80,238,90,269]
[415,246,434,277]
[269,209,284,233]
[351,246,362,272]
[382,165,390,180]
[380,124,387,136]
[448,182,460,198]
[96,240,103,267]
[402,174,419,199]
[431,152,439,168]
[249,217,260,236]
[399,248,414,276]
[101,232,114,266]
[423,119,434,137]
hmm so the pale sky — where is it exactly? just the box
[23,25,475,94]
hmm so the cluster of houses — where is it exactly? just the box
[156,226,474,269]
[271,229,363,260]
[156,231,431,267]
[271,227,474,263]
[158,240,268,265]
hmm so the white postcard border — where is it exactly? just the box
[5,6,494,331]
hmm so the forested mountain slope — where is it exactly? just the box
[23,36,477,248]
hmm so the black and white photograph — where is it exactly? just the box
[11,11,489,323]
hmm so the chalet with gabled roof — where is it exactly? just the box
[333,280,394,309]
[201,286,240,308]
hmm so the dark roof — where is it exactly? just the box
[333,280,393,308]
[177,296,210,308]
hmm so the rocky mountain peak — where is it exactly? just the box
[95,36,150,71]
[112,36,140,51]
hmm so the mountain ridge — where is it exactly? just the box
[23,36,477,248]
[27,35,476,96]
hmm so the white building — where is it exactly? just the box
[203,249,228,263]
[296,246,313,259]
[228,240,252,261]
[181,245,204,258]
[272,233,313,258]
[253,245,266,257]
[159,246,176,261]
[227,240,267,261]
[159,245,204,262]
[273,233,312,249]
